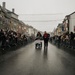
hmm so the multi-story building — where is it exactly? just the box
[27,26,35,36]
[62,16,69,34]
[2,2,18,19]
[0,2,28,35]
[0,2,19,31]
[57,23,64,35]
[67,12,75,33]
[0,2,39,36]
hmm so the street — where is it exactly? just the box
[0,41,75,75]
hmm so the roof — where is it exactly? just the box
[7,11,18,16]
[0,5,18,16]
[69,12,75,16]
[0,6,11,19]
[66,12,75,17]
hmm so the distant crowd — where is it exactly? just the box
[0,29,34,54]
[50,32,75,49]
[0,29,75,54]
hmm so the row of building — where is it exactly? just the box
[50,12,75,37]
[0,2,39,37]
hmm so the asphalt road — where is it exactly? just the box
[0,41,75,75]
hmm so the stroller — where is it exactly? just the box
[35,37,42,49]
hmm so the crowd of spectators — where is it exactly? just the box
[0,29,34,54]
[50,32,75,50]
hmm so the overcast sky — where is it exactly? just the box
[0,0,75,32]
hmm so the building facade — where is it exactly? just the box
[68,12,75,33]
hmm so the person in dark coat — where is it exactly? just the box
[70,32,74,47]
[43,31,49,49]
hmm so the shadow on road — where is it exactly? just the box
[43,49,48,60]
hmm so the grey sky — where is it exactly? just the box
[0,0,75,32]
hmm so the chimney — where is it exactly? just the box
[12,8,15,13]
[2,2,6,9]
